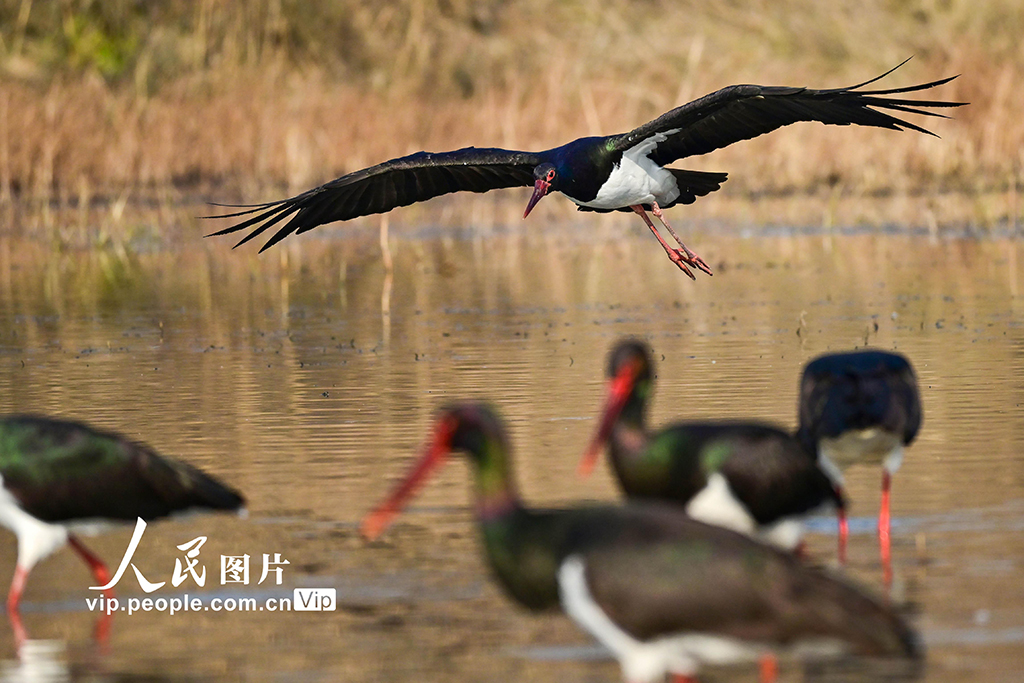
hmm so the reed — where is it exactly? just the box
[0,0,1018,235]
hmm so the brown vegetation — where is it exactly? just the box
[0,0,1019,233]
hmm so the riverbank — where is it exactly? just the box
[0,0,1018,240]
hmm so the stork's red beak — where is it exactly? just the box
[579,361,641,477]
[361,416,458,540]
[523,179,551,219]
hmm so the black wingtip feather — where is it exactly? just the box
[206,148,540,251]
[258,224,297,253]
[824,56,916,94]
[205,203,292,238]
[854,73,961,97]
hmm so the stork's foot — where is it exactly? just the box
[662,244,712,279]
[838,508,849,565]
[651,202,713,277]
[8,607,26,654]
[94,611,113,652]
[759,654,779,683]
[669,674,700,683]
[631,204,711,280]
[665,248,698,280]
[674,245,713,277]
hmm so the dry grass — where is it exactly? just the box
[0,0,1020,235]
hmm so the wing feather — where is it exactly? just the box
[0,417,244,522]
[206,147,541,252]
[611,63,964,166]
[567,508,917,657]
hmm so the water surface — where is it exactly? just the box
[0,218,1021,681]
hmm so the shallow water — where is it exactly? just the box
[0,217,1022,682]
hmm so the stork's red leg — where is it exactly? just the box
[670,675,700,683]
[630,206,696,279]
[838,507,849,565]
[93,611,113,651]
[651,202,713,277]
[6,566,29,652]
[68,536,114,599]
[8,608,26,653]
[759,653,779,683]
[68,536,116,648]
[6,565,28,615]
[880,471,892,587]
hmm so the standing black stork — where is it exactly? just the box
[0,416,245,644]
[580,340,843,554]
[208,61,963,279]
[362,403,920,683]
[796,350,921,585]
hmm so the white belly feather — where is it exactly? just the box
[0,474,69,571]
[558,553,850,683]
[576,130,681,209]
[558,554,760,683]
[684,472,809,551]
[684,472,757,537]
[818,429,905,483]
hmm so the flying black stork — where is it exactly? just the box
[580,340,843,554]
[796,350,921,585]
[0,416,245,645]
[208,61,963,279]
[362,403,920,683]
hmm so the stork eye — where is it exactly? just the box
[545,169,556,182]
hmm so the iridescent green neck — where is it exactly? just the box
[610,378,652,460]
[470,431,521,523]
[623,377,652,428]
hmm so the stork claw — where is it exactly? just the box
[679,247,713,277]
[632,204,711,280]
[667,250,697,280]
[652,201,713,277]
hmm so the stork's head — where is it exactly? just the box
[524,163,557,218]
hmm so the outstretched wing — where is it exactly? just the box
[712,427,842,523]
[612,60,965,166]
[0,416,244,522]
[206,147,542,252]
[556,506,918,658]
